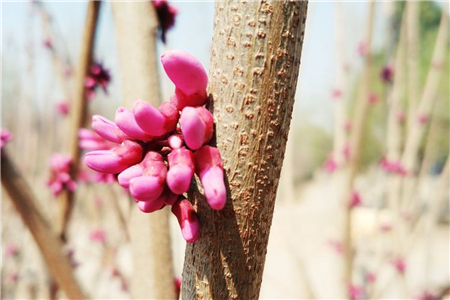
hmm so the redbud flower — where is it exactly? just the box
[180,106,214,150]
[418,114,428,125]
[392,257,407,274]
[331,88,342,99]
[342,144,351,161]
[129,152,167,201]
[56,101,70,116]
[328,239,343,254]
[85,140,144,174]
[344,121,352,132]
[5,243,19,258]
[365,271,376,283]
[348,284,364,300]
[397,111,406,123]
[194,146,226,210]
[78,128,116,151]
[380,223,392,232]
[47,153,77,196]
[133,100,178,137]
[167,148,195,194]
[417,290,437,300]
[92,115,129,144]
[115,108,154,141]
[168,134,183,149]
[85,62,111,99]
[349,190,362,208]
[43,38,53,50]
[84,50,225,243]
[174,277,181,299]
[161,49,208,109]
[1,129,13,149]
[171,197,200,243]
[381,65,393,83]
[357,41,368,57]
[324,155,337,173]
[89,229,107,244]
[152,1,177,44]
[368,92,378,104]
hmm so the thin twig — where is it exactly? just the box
[1,152,86,300]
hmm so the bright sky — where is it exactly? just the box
[2,1,394,131]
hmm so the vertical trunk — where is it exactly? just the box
[405,2,420,132]
[181,1,308,299]
[112,2,176,299]
[341,1,375,291]
[56,1,101,240]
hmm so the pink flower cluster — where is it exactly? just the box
[349,190,362,208]
[84,50,226,243]
[85,62,111,100]
[380,157,407,176]
[153,1,177,44]
[47,153,77,196]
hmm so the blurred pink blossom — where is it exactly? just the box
[417,114,428,125]
[348,284,364,300]
[47,153,77,196]
[380,65,394,83]
[331,88,343,99]
[153,1,177,43]
[1,129,13,149]
[56,101,70,116]
[89,229,107,244]
[349,190,362,208]
[328,239,343,254]
[85,62,111,99]
[391,257,407,274]
[324,155,338,173]
[5,243,19,258]
[368,92,378,104]
[357,41,368,57]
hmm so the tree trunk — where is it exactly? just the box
[181,1,308,299]
[112,2,176,299]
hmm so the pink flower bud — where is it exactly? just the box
[137,197,166,213]
[92,115,128,144]
[168,134,184,149]
[85,140,143,174]
[381,65,394,83]
[331,88,342,99]
[133,100,178,137]
[115,108,153,141]
[118,164,143,189]
[161,50,208,109]
[194,146,226,210]
[89,229,107,244]
[167,148,195,194]
[78,129,115,151]
[171,197,200,243]
[129,152,167,201]
[417,114,428,125]
[324,155,337,173]
[180,106,213,150]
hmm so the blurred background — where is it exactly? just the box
[1,1,449,299]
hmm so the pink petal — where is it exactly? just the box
[129,176,164,201]
[171,198,200,243]
[118,165,143,189]
[161,50,208,96]
[92,115,128,144]
[133,100,178,137]
[115,108,153,141]
[167,148,194,194]
[168,134,184,149]
[180,107,213,150]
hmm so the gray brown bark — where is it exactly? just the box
[181,1,308,299]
